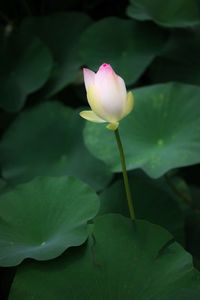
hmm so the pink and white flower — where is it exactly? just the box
[80,63,134,130]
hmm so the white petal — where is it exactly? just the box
[116,75,127,103]
[122,91,134,118]
[94,64,127,122]
[79,110,106,123]
[83,68,95,91]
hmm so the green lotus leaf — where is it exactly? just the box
[21,12,92,97]
[0,101,112,190]
[0,176,99,266]
[100,173,184,240]
[9,214,200,299]
[79,17,166,85]
[150,29,200,86]
[0,26,53,112]
[84,82,200,178]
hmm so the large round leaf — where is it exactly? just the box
[0,176,99,267]
[21,12,92,97]
[100,173,184,240]
[79,17,166,85]
[0,101,112,190]
[0,26,53,112]
[127,0,200,28]
[84,82,200,178]
[9,214,200,300]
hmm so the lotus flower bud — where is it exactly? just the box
[80,63,134,130]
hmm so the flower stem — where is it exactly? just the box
[114,129,135,221]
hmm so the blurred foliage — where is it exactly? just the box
[127,0,200,27]
[0,0,200,299]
